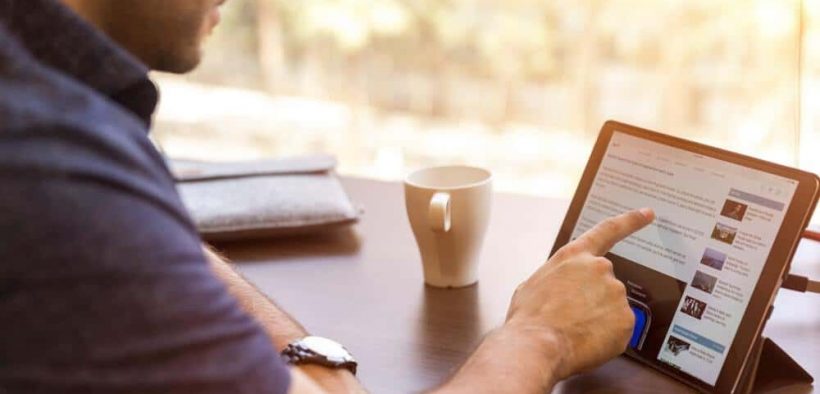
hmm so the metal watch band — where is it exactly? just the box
[280,343,309,364]
[281,342,358,375]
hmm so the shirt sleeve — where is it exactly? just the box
[0,123,291,394]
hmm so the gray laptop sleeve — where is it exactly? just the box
[169,155,360,241]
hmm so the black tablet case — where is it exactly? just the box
[737,336,813,393]
[736,304,813,393]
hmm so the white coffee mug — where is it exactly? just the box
[404,166,493,288]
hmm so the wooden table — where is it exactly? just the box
[221,177,820,393]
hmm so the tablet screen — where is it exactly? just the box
[570,131,798,386]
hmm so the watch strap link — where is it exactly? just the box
[280,343,310,364]
[281,342,358,375]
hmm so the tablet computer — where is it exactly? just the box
[550,121,820,393]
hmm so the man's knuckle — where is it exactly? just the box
[560,241,583,256]
[552,246,570,260]
[592,256,613,273]
[571,239,588,252]
[514,281,529,297]
[621,306,636,332]
[624,305,635,324]
[611,278,627,294]
[607,275,626,294]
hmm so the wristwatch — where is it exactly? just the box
[281,336,358,375]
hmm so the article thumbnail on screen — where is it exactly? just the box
[720,199,748,221]
[699,248,727,271]
[680,296,707,319]
[711,223,737,245]
[691,270,718,294]
[666,336,691,356]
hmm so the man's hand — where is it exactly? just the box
[434,208,654,394]
[208,208,653,394]
[505,208,655,380]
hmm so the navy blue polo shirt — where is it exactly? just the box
[0,0,290,392]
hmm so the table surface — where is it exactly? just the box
[222,177,820,394]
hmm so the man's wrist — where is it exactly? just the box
[297,364,362,393]
[437,324,568,393]
[494,322,569,385]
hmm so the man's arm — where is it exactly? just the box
[434,208,655,393]
[205,208,652,394]
[204,247,364,394]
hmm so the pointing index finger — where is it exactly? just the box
[574,208,655,256]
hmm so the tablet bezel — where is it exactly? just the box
[550,120,819,393]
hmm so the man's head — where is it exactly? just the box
[60,0,226,73]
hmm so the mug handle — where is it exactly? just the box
[428,192,451,233]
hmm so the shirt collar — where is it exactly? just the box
[0,0,159,127]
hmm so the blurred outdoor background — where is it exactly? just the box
[152,0,820,199]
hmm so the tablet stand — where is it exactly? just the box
[736,336,813,393]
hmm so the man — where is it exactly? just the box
[0,0,655,392]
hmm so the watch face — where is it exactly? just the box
[302,336,350,360]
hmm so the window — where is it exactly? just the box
[153,0,819,201]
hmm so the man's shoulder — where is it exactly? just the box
[0,25,146,138]
[0,23,174,193]
[0,22,195,250]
